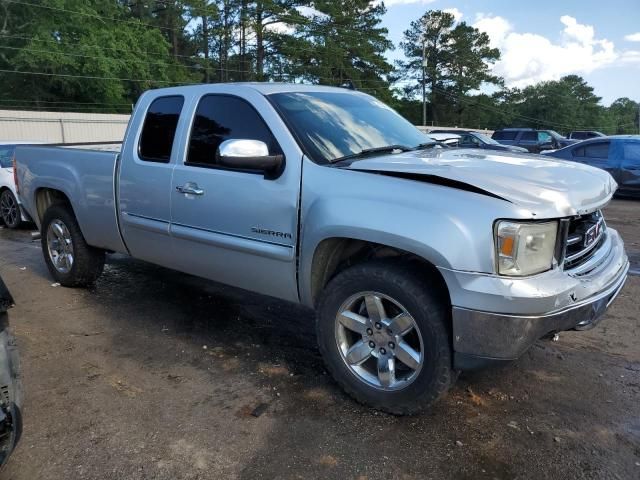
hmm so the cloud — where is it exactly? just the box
[625,32,640,42]
[473,14,639,88]
[442,8,463,23]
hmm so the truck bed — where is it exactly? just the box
[15,145,127,254]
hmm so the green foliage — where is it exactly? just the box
[0,0,196,111]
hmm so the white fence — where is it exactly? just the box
[0,110,130,143]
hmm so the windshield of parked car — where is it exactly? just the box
[269,91,433,164]
[547,130,564,140]
[0,146,15,168]
[474,133,501,145]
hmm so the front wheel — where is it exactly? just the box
[41,204,105,287]
[0,190,21,229]
[316,261,455,415]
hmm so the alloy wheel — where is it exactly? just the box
[335,292,424,391]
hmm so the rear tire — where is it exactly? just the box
[41,204,105,287]
[316,260,455,415]
[0,190,21,229]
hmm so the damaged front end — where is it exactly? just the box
[0,276,21,468]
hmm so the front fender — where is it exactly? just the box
[298,160,522,307]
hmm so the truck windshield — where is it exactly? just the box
[269,91,433,164]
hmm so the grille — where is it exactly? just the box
[563,210,607,271]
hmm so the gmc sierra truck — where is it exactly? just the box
[14,84,629,414]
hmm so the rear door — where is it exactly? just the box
[169,92,302,302]
[118,95,184,266]
[618,140,640,195]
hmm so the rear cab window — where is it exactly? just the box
[138,96,185,163]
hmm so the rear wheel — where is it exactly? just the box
[41,204,105,287]
[316,260,455,415]
[0,190,21,229]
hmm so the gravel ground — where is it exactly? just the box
[0,199,638,480]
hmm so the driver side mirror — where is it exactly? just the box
[217,139,284,179]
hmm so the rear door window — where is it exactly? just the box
[583,142,610,159]
[0,146,15,168]
[138,96,184,163]
[521,131,537,141]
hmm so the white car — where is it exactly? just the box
[0,142,36,228]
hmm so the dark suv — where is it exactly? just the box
[492,128,577,153]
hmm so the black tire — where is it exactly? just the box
[0,189,21,229]
[316,260,454,415]
[41,204,105,287]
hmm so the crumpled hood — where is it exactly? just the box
[343,148,617,218]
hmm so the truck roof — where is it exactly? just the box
[141,82,365,97]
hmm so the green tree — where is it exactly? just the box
[608,97,639,134]
[0,0,196,110]
[395,9,501,125]
[283,0,394,100]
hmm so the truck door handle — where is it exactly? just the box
[176,183,204,196]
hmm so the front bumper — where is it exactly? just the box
[441,228,629,369]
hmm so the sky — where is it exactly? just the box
[378,0,640,105]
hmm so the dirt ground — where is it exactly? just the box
[0,199,638,480]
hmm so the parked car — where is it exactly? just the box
[14,84,628,414]
[0,142,36,228]
[492,128,577,153]
[568,130,606,140]
[431,129,528,153]
[0,275,22,468]
[425,132,461,147]
[543,135,640,197]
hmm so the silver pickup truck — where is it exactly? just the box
[15,84,629,414]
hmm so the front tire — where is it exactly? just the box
[41,204,105,287]
[0,190,21,229]
[316,261,455,415]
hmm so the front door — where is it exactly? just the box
[170,93,301,302]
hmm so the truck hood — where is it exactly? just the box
[342,148,617,218]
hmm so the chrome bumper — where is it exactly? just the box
[449,228,629,369]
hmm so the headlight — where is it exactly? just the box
[495,221,558,276]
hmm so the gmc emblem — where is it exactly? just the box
[584,219,604,248]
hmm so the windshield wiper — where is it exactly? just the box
[413,141,438,150]
[330,144,413,163]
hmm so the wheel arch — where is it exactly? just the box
[34,188,75,228]
[304,235,451,310]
